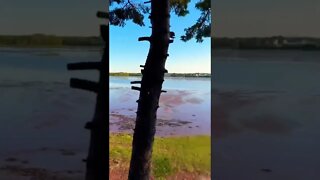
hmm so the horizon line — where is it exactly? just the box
[0,33,99,37]
[1,34,320,39]
[213,35,320,39]
[110,72,211,74]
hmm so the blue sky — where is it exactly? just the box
[110,2,211,73]
[0,0,210,73]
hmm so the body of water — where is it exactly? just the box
[0,47,211,178]
[110,76,211,136]
[213,49,320,180]
[2,47,319,179]
[0,47,101,178]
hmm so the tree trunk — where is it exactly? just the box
[85,25,109,180]
[68,12,109,180]
[128,0,172,179]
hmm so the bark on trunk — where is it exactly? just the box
[85,25,109,180]
[68,10,109,179]
[128,0,171,179]
[68,25,109,180]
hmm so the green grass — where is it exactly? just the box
[109,133,211,178]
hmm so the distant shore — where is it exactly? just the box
[0,34,103,48]
[213,36,320,50]
[110,72,211,78]
[1,34,320,50]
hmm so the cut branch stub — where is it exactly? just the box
[70,78,98,93]
[170,32,175,38]
[140,65,145,68]
[67,62,101,71]
[138,37,151,42]
[96,11,109,19]
[161,90,167,93]
[85,122,94,130]
[131,86,142,91]
[131,81,142,84]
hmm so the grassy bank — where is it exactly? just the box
[110,133,211,179]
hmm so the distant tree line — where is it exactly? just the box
[110,72,211,77]
[0,34,104,47]
[109,72,140,76]
[213,36,320,50]
[2,35,320,50]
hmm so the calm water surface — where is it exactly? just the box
[213,50,320,180]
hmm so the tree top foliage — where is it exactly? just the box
[109,0,211,42]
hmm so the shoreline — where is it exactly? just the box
[110,73,211,78]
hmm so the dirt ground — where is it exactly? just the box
[110,165,210,180]
[0,165,210,180]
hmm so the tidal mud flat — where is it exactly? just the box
[109,74,211,136]
[110,87,211,136]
